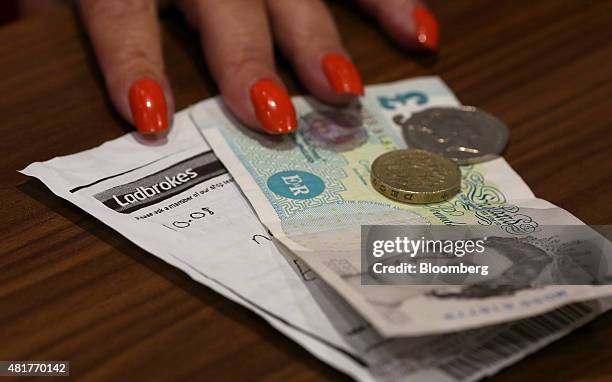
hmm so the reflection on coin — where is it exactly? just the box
[371,149,461,204]
[397,106,509,164]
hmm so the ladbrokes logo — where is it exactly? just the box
[113,168,198,207]
[93,151,226,213]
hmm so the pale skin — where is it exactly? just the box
[20,0,439,134]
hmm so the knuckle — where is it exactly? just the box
[106,44,163,88]
[216,53,272,89]
[212,36,273,80]
[117,44,160,69]
[222,54,266,75]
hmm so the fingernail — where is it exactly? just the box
[412,4,439,51]
[250,79,297,134]
[321,53,364,96]
[128,78,169,134]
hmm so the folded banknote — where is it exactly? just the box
[191,76,612,337]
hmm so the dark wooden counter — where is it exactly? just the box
[1,1,611,380]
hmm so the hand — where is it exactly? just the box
[78,0,439,135]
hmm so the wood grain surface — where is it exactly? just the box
[1,1,611,380]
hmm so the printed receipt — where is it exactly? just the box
[21,108,611,382]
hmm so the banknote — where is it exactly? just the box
[21,113,612,381]
[191,76,612,336]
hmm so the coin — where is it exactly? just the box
[371,149,461,204]
[397,106,509,164]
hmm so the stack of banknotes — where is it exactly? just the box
[22,77,612,381]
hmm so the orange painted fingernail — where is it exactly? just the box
[250,79,297,134]
[412,4,439,51]
[321,53,364,96]
[128,78,168,134]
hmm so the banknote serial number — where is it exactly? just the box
[0,361,69,376]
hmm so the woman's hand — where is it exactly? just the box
[78,0,438,135]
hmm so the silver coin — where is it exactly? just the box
[397,106,509,164]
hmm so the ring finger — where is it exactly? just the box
[267,0,364,105]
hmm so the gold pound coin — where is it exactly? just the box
[371,149,461,204]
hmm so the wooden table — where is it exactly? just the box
[1,1,611,380]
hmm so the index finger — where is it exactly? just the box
[79,0,173,134]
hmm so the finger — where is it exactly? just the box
[79,0,173,134]
[356,0,439,51]
[183,0,296,134]
[267,0,363,105]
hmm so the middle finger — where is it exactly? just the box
[186,0,297,134]
[267,0,364,104]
